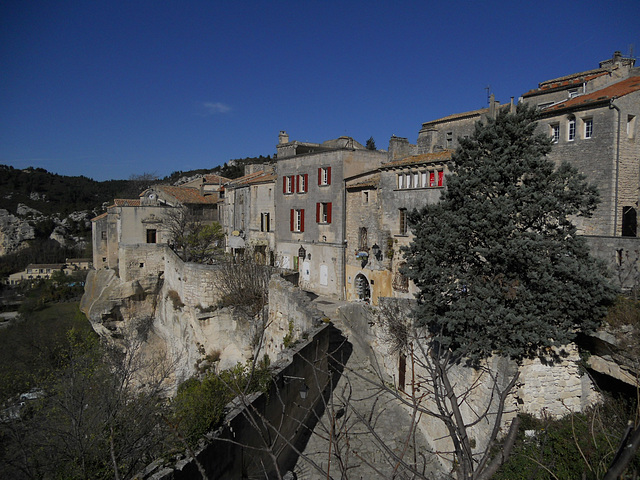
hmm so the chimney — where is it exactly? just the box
[278,131,289,144]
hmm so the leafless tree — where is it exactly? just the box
[164,205,224,263]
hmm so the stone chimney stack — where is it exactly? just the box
[278,131,289,144]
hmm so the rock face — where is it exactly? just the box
[0,206,93,256]
[0,209,35,256]
[81,266,262,391]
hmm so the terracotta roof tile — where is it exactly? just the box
[91,212,109,221]
[114,198,141,207]
[541,76,640,113]
[227,170,277,187]
[203,174,231,184]
[346,174,380,189]
[382,150,453,169]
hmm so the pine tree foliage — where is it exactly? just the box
[404,105,616,363]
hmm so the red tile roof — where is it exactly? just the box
[203,174,231,184]
[91,212,109,222]
[227,170,277,187]
[114,198,141,206]
[522,70,610,97]
[382,150,453,169]
[541,76,640,113]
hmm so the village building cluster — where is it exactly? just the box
[92,52,640,303]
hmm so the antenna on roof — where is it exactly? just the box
[485,85,492,105]
[628,44,635,59]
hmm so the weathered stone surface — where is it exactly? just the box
[0,209,35,255]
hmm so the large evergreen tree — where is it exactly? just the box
[404,104,616,363]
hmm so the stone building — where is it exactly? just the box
[274,131,387,298]
[222,168,277,263]
[92,185,220,270]
[521,51,640,238]
[345,151,452,305]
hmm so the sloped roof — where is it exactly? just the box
[382,150,453,169]
[91,211,109,222]
[541,76,640,113]
[146,185,219,204]
[522,70,610,97]
[203,174,231,184]
[346,174,380,189]
[114,198,140,207]
[227,170,277,187]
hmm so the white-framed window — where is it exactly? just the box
[568,117,576,141]
[405,173,412,189]
[318,167,331,186]
[397,174,404,189]
[421,171,427,187]
[290,209,304,232]
[584,118,593,139]
[298,174,308,193]
[283,175,294,194]
[550,124,560,143]
[413,172,419,188]
[316,202,332,224]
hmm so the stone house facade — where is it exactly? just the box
[274,132,387,298]
[345,151,452,305]
[521,51,640,238]
[222,169,277,264]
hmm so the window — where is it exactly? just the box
[363,191,369,203]
[318,167,331,186]
[297,174,308,193]
[429,171,436,187]
[421,171,427,187]
[316,202,332,224]
[550,124,560,143]
[397,174,404,189]
[101,231,107,240]
[146,229,157,243]
[584,118,593,139]
[446,131,453,148]
[283,175,295,194]
[399,208,407,235]
[219,189,225,199]
[622,206,637,237]
[628,115,636,139]
[568,117,576,141]
[260,213,270,232]
[413,172,419,188]
[405,173,412,189]
[437,169,444,187]
[290,209,305,232]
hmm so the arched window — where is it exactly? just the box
[355,274,371,302]
[567,115,576,141]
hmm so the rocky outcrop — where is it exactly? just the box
[0,209,35,256]
[583,325,640,387]
[81,267,263,391]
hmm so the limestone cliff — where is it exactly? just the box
[81,268,262,391]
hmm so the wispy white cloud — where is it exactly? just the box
[202,102,231,115]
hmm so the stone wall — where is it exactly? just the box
[263,274,325,361]
[142,324,332,480]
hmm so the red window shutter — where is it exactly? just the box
[316,203,320,223]
[300,209,305,232]
[318,167,322,185]
[290,209,294,231]
[327,167,332,185]
[327,202,332,223]
[304,174,308,192]
[430,171,435,187]
[295,175,299,193]
[438,170,444,186]
[283,176,287,194]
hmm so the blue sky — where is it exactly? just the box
[1,1,638,181]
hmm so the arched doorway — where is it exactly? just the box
[354,274,371,302]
